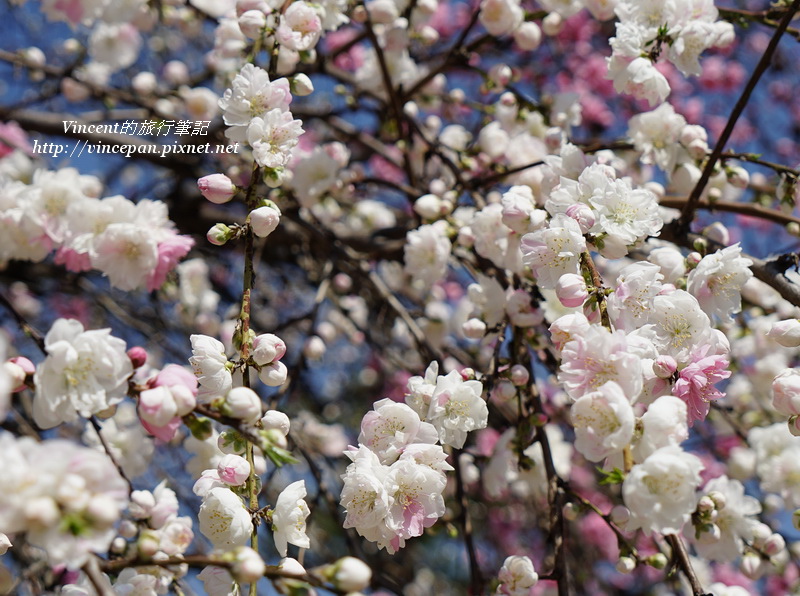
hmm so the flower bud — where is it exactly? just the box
[768,320,800,348]
[277,556,307,577]
[126,346,148,369]
[4,360,27,392]
[615,556,635,574]
[728,166,750,189]
[415,193,446,219]
[510,364,529,386]
[565,203,595,234]
[741,552,764,580]
[217,453,251,485]
[488,63,512,88]
[324,557,372,592]
[653,355,677,379]
[163,60,189,86]
[697,495,715,513]
[789,415,800,437]
[697,523,721,544]
[562,502,579,521]
[207,223,233,246]
[610,505,630,527]
[132,72,157,95]
[493,380,516,402]
[708,491,726,511]
[138,530,161,557]
[225,387,262,423]
[198,174,236,204]
[772,370,800,416]
[555,273,588,308]
[252,333,286,366]
[259,360,288,387]
[303,336,326,360]
[513,21,542,51]
[764,533,786,556]
[261,410,291,435]
[238,10,267,38]
[290,73,314,96]
[230,546,266,583]
[462,317,487,339]
[249,205,281,238]
[542,12,562,35]
[703,222,729,246]
[119,520,138,538]
[646,553,667,569]
[0,534,11,556]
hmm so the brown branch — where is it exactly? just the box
[666,534,706,596]
[660,196,800,228]
[680,0,800,229]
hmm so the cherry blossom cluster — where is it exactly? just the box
[607,0,734,105]
[0,169,193,291]
[341,362,487,552]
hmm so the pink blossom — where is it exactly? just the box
[0,121,32,157]
[146,234,195,292]
[672,347,731,426]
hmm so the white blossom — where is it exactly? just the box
[33,318,132,429]
[272,480,311,557]
[198,487,254,549]
[622,445,704,535]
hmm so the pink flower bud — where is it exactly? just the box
[198,174,236,205]
[259,361,288,387]
[555,273,588,308]
[225,387,262,423]
[139,386,178,427]
[653,355,677,379]
[510,364,529,386]
[127,346,148,369]
[207,223,233,246]
[565,203,595,234]
[171,384,197,416]
[8,356,34,393]
[217,454,251,485]
[249,205,281,238]
[764,533,786,556]
[4,360,27,392]
[252,333,286,366]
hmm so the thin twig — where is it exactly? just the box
[680,0,800,229]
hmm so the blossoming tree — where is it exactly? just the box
[3,0,800,594]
